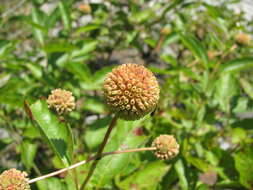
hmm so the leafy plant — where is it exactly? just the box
[1,0,253,189]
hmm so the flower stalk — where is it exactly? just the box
[28,147,156,184]
[80,115,118,190]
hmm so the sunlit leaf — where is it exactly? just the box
[220,57,253,73]
[234,148,253,189]
[30,100,74,167]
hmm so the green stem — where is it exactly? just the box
[28,147,155,184]
[80,115,118,190]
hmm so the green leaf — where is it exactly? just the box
[239,78,253,100]
[75,24,101,34]
[179,33,209,69]
[144,37,157,47]
[0,78,27,108]
[234,148,253,189]
[30,100,74,167]
[129,10,154,23]
[25,63,43,79]
[83,96,106,114]
[163,32,180,46]
[84,117,111,150]
[231,128,246,144]
[37,177,67,190]
[89,119,147,187]
[72,40,98,58]
[118,161,170,190]
[186,155,211,172]
[21,140,37,171]
[66,62,92,83]
[220,57,253,74]
[160,54,178,66]
[175,159,188,190]
[43,42,77,53]
[92,65,114,86]
[31,8,45,45]
[214,73,238,112]
[59,2,71,31]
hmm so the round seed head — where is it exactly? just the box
[160,27,171,35]
[103,63,160,120]
[152,135,179,160]
[235,33,251,45]
[47,89,75,115]
[79,4,92,13]
[0,169,30,190]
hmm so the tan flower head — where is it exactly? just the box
[235,33,251,45]
[103,63,160,120]
[79,4,91,13]
[0,169,30,190]
[47,89,75,114]
[152,135,179,160]
[160,27,171,35]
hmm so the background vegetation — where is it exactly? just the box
[1,0,253,189]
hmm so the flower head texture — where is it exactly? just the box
[103,63,160,120]
[0,169,30,190]
[152,135,179,160]
[47,89,75,114]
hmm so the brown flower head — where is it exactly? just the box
[47,89,75,114]
[152,135,179,160]
[79,4,91,13]
[235,33,251,45]
[160,27,171,35]
[0,169,30,190]
[103,63,160,120]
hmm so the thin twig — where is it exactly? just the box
[28,147,156,184]
[80,116,118,190]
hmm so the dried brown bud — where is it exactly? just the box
[47,89,75,115]
[152,135,179,160]
[103,63,160,120]
[79,4,92,13]
[235,33,251,45]
[160,27,171,35]
[207,51,218,60]
[0,169,30,190]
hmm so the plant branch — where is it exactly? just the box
[80,115,118,190]
[28,147,156,184]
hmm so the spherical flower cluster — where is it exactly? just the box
[47,89,75,115]
[235,33,251,45]
[0,169,30,190]
[103,63,160,120]
[152,135,179,160]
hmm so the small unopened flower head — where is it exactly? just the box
[160,27,171,35]
[79,4,91,13]
[207,51,218,60]
[235,33,251,45]
[0,169,30,190]
[152,135,179,160]
[103,63,160,120]
[47,89,75,114]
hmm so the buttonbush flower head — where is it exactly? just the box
[235,33,251,45]
[152,135,179,160]
[103,63,160,120]
[47,89,75,115]
[0,169,30,190]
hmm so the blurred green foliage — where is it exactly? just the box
[0,0,253,189]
